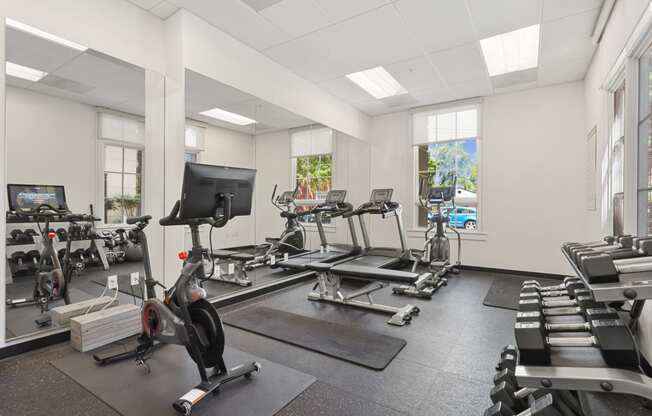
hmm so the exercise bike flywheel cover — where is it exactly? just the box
[186,299,225,369]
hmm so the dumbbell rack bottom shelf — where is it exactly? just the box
[516,364,652,400]
[562,248,652,302]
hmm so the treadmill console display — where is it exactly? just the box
[369,189,393,204]
[325,190,347,204]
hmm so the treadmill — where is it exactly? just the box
[337,188,412,269]
[275,189,357,271]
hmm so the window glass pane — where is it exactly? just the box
[122,174,141,219]
[640,49,652,121]
[105,172,122,198]
[456,109,478,139]
[436,112,456,141]
[104,172,123,224]
[105,145,123,172]
[612,138,624,194]
[614,87,625,138]
[638,190,652,236]
[639,118,652,188]
[185,152,197,163]
[123,148,140,174]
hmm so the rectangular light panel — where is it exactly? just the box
[346,66,408,99]
[480,24,540,77]
[6,18,88,51]
[6,61,47,82]
[199,107,257,126]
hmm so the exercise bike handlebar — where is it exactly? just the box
[159,200,230,228]
[127,215,152,225]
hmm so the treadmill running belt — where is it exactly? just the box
[342,255,398,269]
[224,306,407,370]
[278,251,340,270]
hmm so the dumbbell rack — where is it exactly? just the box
[5,219,110,283]
[512,247,652,402]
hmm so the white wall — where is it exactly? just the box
[5,86,97,213]
[367,82,587,275]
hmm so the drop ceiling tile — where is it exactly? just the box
[386,55,446,91]
[315,0,391,22]
[467,0,542,38]
[538,55,590,86]
[185,70,256,113]
[6,27,84,73]
[394,0,476,53]
[265,4,421,81]
[429,43,489,85]
[449,77,493,100]
[411,86,456,107]
[150,1,179,19]
[494,81,538,95]
[318,76,376,103]
[491,68,538,89]
[127,0,162,10]
[260,0,333,38]
[542,0,603,22]
[381,93,419,108]
[539,8,599,67]
[174,0,292,50]
[353,99,392,116]
[241,0,284,12]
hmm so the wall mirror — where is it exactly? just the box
[4,18,150,342]
[184,69,370,301]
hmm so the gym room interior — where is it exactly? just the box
[0,1,651,415]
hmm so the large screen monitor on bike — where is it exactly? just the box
[7,184,67,213]
[179,162,256,220]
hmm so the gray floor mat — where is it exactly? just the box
[50,344,315,416]
[224,306,406,370]
[482,275,562,310]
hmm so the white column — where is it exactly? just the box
[0,16,6,347]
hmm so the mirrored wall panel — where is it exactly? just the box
[184,69,370,301]
[4,19,147,341]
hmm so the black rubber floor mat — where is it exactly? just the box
[224,306,406,370]
[483,275,562,310]
[92,273,143,299]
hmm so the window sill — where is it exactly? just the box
[407,228,488,241]
[96,224,135,230]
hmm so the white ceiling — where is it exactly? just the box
[129,0,604,116]
[185,69,314,134]
[6,25,145,116]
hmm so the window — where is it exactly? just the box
[639,46,652,235]
[413,105,480,230]
[611,83,625,235]
[98,112,145,225]
[290,127,333,223]
[104,145,143,224]
[185,124,205,163]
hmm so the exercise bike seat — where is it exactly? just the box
[306,262,334,272]
[230,253,256,262]
[330,264,419,284]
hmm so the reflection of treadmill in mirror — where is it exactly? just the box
[274,190,357,271]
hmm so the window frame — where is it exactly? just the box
[608,80,626,236]
[289,129,336,225]
[96,139,145,227]
[410,101,483,234]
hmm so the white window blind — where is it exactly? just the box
[99,112,145,145]
[291,127,333,157]
[413,106,478,145]
[185,124,206,151]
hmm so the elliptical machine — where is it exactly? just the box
[94,163,260,416]
[393,173,461,298]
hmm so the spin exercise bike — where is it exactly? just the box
[393,174,461,298]
[94,162,260,415]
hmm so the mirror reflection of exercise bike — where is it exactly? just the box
[94,163,260,416]
[393,173,461,299]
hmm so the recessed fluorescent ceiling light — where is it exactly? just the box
[199,107,256,126]
[6,61,47,82]
[480,24,540,77]
[346,66,407,99]
[6,18,88,51]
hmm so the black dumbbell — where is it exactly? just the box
[521,279,585,297]
[10,229,32,244]
[497,353,517,373]
[521,277,581,290]
[518,294,601,313]
[491,381,552,413]
[484,394,561,416]
[516,308,619,329]
[520,288,590,303]
[26,250,40,266]
[514,319,639,367]
[56,228,67,241]
[10,251,27,267]
[24,228,38,239]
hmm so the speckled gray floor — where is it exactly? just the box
[1,269,530,415]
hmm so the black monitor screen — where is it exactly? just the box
[179,163,256,220]
[7,184,67,213]
[428,186,453,202]
[277,191,295,205]
[325,190,347,204]
[369,189,393,204]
